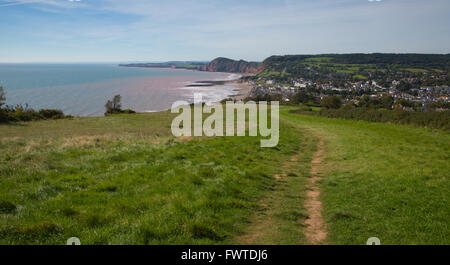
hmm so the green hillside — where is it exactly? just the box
[257,54,450,85]
[0,109,448,244]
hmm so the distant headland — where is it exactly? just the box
[119,57,262,74]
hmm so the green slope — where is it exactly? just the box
[281,107,449,244]
[0,112,304,244]
[0,109,448,244]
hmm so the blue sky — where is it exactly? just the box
[1,0,449,62]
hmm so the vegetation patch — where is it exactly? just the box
[282,107,450,244]
[0,200,16,214]
[0,111,301,244]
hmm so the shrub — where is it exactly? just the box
[0,87,70,123]
[315,107,450,131]
[1,106,69,123]
[38,109,65,119]
[428,101,450,110]
[321,96,342,109]
[0,108,9,123]
[10,105,43,121]
[0,200,16,214]
[122,109,136,114]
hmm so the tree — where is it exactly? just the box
[291,91,315,105]
[395,99,414,108]
[380,95,394,109]
[0,86,8,122]
[0,86,5,108]
[105,94,122,115]
[397,80,413,92]
[112,94,121,110]
[321,96,342,109]
[428,101,450,109]
[359,95,371,107]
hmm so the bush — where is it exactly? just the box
[0,87,70,123]
[0,106,70,123]
[0,200,16,214]
[321,96,342,109]
[315,107,450,131]
[299,105,312,111]
[122,109,136,114]
[0,109,9,123]
[291,91,318,105]
[245,93,282,102]
[428,101,450,110]
[9,105,43,121]
[38,109,65,119]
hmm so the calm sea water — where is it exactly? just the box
[0,64,238,116]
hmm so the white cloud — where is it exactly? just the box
[0,0,83,8]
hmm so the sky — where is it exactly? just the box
[0,0,449,62]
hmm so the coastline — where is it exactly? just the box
[182,74,254,101]
[228,80,252,100]
[121,65,254,102]
[184,78,252,101]
[2,65,236,117]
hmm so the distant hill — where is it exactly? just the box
[261,53,450,74]
[200,57,262,74]
[263,53,450,68]
[119,61,207,70]
[120,57,262,74]
[120,54,450,77]
[254,53,450,83]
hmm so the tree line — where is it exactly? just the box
[0,86,71,123]
[293,93,450,131]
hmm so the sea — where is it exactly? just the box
[0,63,240,116]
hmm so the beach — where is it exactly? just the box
[229,80,252,100]
[181,72,254,101]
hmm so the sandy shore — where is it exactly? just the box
[229,80,252,100]
[186,75,254,101]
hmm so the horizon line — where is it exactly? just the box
[1,52,449,64]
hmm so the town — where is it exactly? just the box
[241,54,450,111]
[246,77,449,110]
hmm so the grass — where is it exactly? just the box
[1,107,448,245]
[299,60,434,78]
[281,107,450,244]
[234,125,317,244]
[0,111,303,244]
[304,57,333,63]
[353,74,368,80]
[401,68,429,73]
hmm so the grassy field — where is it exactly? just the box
[234,126,317,244]
[0,108,448,245]
[0,111,304,244]
[281,107,449,244]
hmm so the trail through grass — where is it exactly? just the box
[281,107,450,244]
[234,125,317,244]
[1,108,448,245]
[303,135,327,244]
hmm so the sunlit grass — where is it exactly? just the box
[0,111,302,244]
[282,107,450,244]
